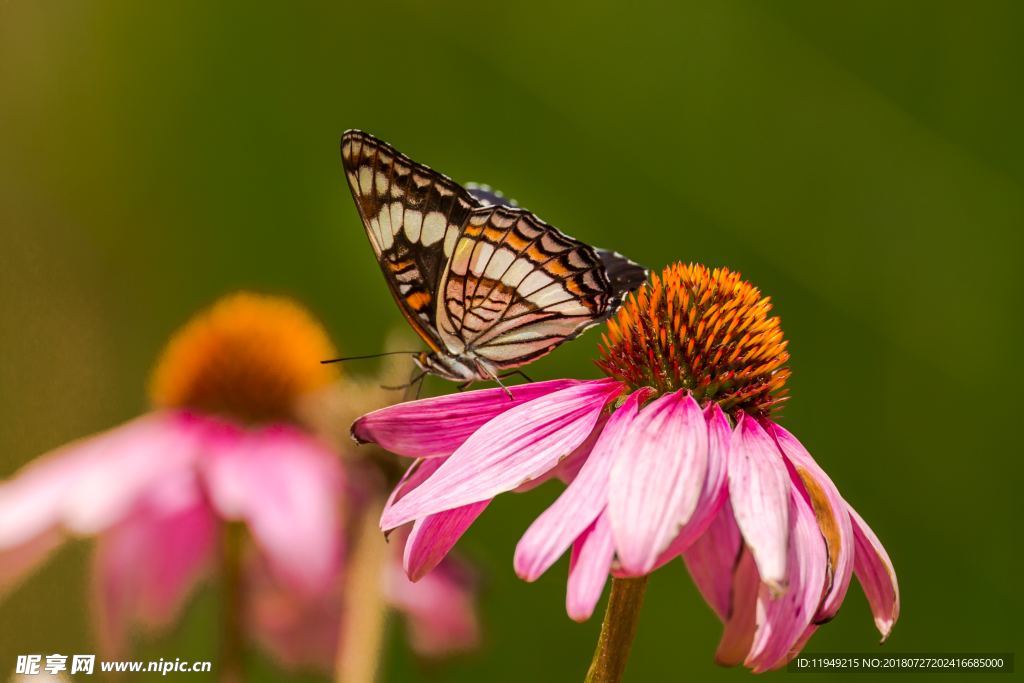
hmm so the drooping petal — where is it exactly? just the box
[352,379,584,457]
[404,501,490,581]
[246,551,340,673]
[0,528,62,596]
[381,380,622,530]
[0,412,200,550]
[386,456,492,580]
[202,426,344,595]
[514,390,649,582]
[848,505,900,641]
[715,548,760,666]
[385,554,481,657]
[770,421,854,622]
[64,412,207,536]
[682,500,742,621]
[566,512,615,622]
[92,470,216,657]
[650,402,731,569]
[728,413,791,591]
[385,457,445,512]
[0,443,96,550]
[608,391,709,575]
[778,625,819,670]
[745,487,828,673]
[0,412,203,594]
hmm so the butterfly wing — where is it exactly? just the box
[465,183,517,208]
[596,249,650,309]
[341,130,477,352]
[436,204,647,371]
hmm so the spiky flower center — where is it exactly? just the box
[597,263,790,417]
[149,292,338,424]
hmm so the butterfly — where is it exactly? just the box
[340,130,647,387]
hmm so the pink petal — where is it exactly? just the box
[513,412,609,492]
[770,421,854,622]
[64,413,207,535]
[608,391,709,575]
[0,412,203,594]
[92,471,216,657]
[202,426,344,595]
[566,512,615,622]
[0,446,94,549]
[246,551,340,673]
[848,505,900,641]
[386,554,481,656]
[514,390,650,582]
[0,412,200,549]
[779,625,818,669]
[381,380,622,530]
[682,500,742,621]
[715,548,760,666]
[0,528,63,597]
[387,456,491,581]
[745,486,828,673]
[385,457,446,512]
[728,413,791,591]
[352,378,584,457]
[404,501,490,581]
[650,402,731,570]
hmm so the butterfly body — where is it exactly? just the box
[413,350,488,383]
[341,130,647,384]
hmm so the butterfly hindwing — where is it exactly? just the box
[596,249,650,309]
[341,130,477,351]
[465,183,517,208]
[436,205,620,370]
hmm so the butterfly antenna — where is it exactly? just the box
[320,351,420,365]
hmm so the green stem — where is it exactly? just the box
[334,495,391,683]
[220,523,245,683]
[585,577,649,683]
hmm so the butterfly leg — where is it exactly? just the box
[455,381,474,392]
[499,370,534,384]
[473,363,513,400]
[493,375,514,400]
[381,368,427,392]
[408,372,427,401]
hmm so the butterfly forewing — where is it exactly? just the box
[341,131,477,351]
[437,205,616,369]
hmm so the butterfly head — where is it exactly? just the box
[413,351,480,383]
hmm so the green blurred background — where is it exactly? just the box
[1,1,1021,680]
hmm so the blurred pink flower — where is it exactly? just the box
[355,264,899,672]
[0,293,480,673]
[0,292,345,657]
[247,524,479,672]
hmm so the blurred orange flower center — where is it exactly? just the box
[149,292,338,424]
[597,263,790,418]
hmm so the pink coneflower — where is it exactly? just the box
[354,263,899,677]
[0,293,479,681]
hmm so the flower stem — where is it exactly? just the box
[585,577,649,683]
[335,494,391,683]
[219,523,245,683]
